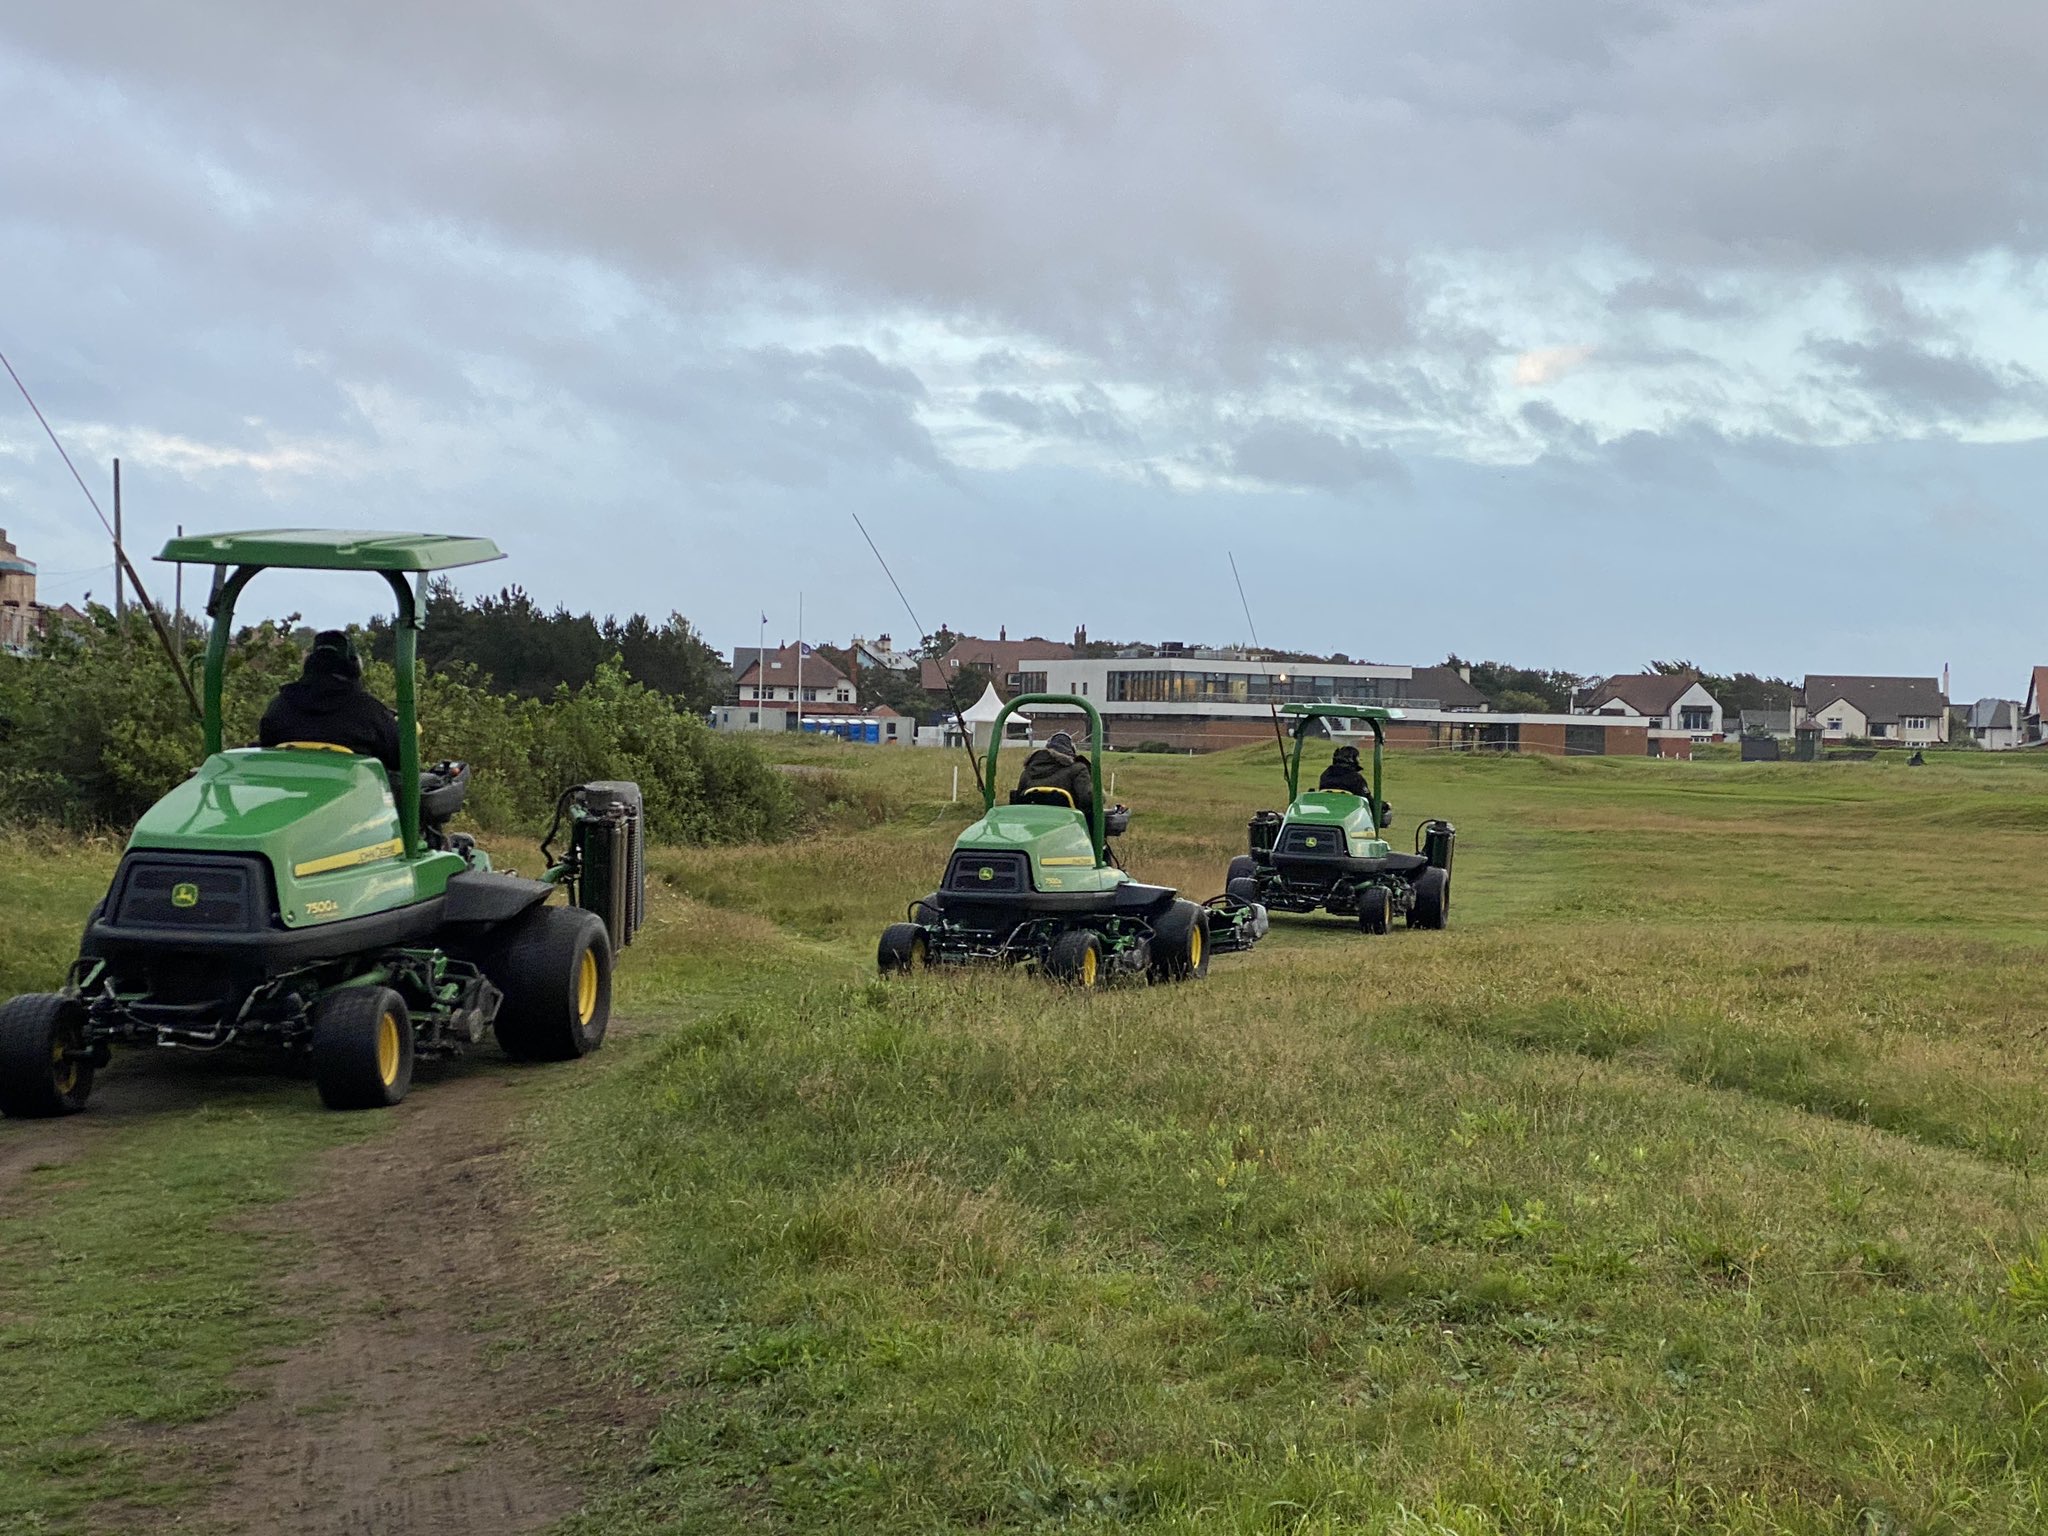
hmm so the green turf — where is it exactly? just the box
[531,743,2048,1533]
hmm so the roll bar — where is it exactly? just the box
[981,693,1107,867]
[1281,703,1394,830]
[201,566,429,857]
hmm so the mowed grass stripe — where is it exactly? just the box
[529,745,2048,1533]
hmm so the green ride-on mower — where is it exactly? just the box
[1225,703,1456,934]
[0,530,645,1119]
[877,694,1267,987]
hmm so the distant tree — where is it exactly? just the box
[1446,655,1593,714]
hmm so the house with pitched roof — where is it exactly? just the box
[921,628,1080,701]
[2025,668,2048,745]
[1801,675,1948,746]
[1577,673,1724,740]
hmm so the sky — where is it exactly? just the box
[3,2,2046,697]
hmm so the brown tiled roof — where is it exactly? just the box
[736,644,849,690]
[1407,665,1487,710]
[1585,673,1704,716]
[1801,674,1946,725]
[2027,667,2048,718]
[920,635,1075,691]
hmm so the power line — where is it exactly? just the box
[0,346,201,718]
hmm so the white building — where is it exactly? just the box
[1577,674,1724,740]
[1801,675,1949,747]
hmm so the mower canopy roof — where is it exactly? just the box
[1279,703,1403,726]
[156,529,504,573]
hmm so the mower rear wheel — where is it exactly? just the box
[311,986,414,1111]
[1357,887,1391,935]
[0,994,94,1118]
[1226,855,1257,884]
[1408,867,1450,930]
[1046,930,1104,988]
[1149,899,1211,982]
[491,905,612,1062]
[1226,876,1260,906]
[877,923,929,974]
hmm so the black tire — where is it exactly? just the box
[878,923,929,973]
[1408,867,1450,930]
[0,994,94,1118]
[310,986,414,1111]
[1045,929,1105,988]
[1226,854,1257,884]
[489,905,613,1062]
[1149,899,1212,982]
[1226,876,1260,906]
[1357,886,1391,936]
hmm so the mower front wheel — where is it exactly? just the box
[491,905,613,1062]
[878,923,929,974]
[1046,930,1104,988]
[1149,900,1211,982]
[1226,876,1260,907]
[1357,887,1391,936]
[1226,855,1257,885]
[1408,867,1450,930]
[311,986,414,1111]
[0,994,95,1119]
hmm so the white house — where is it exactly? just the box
[1801,675,1948,746]
[1577,674,1724,740]
[1967,698,2023,751]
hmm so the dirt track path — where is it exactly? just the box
[85,1063,643,1535]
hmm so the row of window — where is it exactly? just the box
[1102,670,1412,705]
[746,685,852,703]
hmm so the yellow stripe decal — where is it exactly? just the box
[294,838,404,877]
[1041,855,1095,866]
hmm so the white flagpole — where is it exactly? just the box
[757,611,767,728]
[795,591,804,737]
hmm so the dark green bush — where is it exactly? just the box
[0,614,796,844]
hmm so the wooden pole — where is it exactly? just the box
[112,458,124,619]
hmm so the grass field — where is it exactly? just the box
[8,744,2048,1532]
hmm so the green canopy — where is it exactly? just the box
[156,529,504,572]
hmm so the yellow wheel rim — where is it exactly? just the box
[909,936,928,968]
[50,1036,77,1095]
[1080,946,1098,987]
[376,1012,401,1087]
[1188,926,1203,971]
[576,949,599,1025]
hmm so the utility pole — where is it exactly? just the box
[174,522,184,639]
[112,458,124,619]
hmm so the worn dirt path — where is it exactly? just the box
[80,1058,648,1535]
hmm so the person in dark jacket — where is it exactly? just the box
[1013,729,1094,813]
[1318,744,1370,796]
[258,630,402,773]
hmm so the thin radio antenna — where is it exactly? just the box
[1229,552,1289,777]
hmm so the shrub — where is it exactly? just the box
[0,616,796,844]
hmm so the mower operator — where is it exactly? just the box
[258,630,403,774]
[1318,744,1370,796]
[1014,729,1094,813]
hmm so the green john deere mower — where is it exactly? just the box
[878,694,1267,986]
[1225,703,1456,934]
[0,530,644,1118]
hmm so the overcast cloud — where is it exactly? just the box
[3,2,2045,692]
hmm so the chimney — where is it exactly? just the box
[1457,664,1471,683]
[1074,624,1087,648]
[999,624,1007,642]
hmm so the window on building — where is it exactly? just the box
[1904,716,1930,731]
[747,711,758,724]
[802,687,819,701]
[1679,706,1713,732]
[1016,671,1047,694]
[1870,722,1890,736]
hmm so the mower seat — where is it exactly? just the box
[1011,785,1078,808]
[418,761,470,829]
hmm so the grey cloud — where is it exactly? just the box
[1228,419,1404,492]
[972,385,1131,444]
[1804,337,2046,424]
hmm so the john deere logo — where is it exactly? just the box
[171,882,200,908]
[977,865,994,882]
[1304,837,1318,849]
